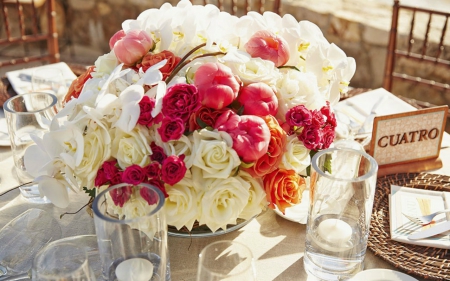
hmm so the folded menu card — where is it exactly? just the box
[5,62,77,96]
[390,185,450,249]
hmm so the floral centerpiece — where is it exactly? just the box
[24,0,355,232]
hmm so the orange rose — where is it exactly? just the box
[264,168,306,214]
[63,65,95,104]
[137,50,181,80]
[243,115,287,177]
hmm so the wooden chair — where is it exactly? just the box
[0,0,59,68]
[189,0,281,16]
[383,0,450,94]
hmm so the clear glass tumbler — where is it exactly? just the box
[32,241,96,281]
[31,68,67,110]
[92,183,171,281]
[304,147,378,280]
[196,240,256,281]
[3,92,57,202]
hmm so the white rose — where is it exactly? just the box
[75,120,112,190]
[226,57,280,86]
[191,129,240,179]
[92,51,119,78]
[199,176,250,232]
[111,125,151,169]
[238,171,267,220]
[164,176,200,231]
[275,69,325,122]
[280,135,311,175]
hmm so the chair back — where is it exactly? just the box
[0,0,59,68]
[383,0,450,93]
[190,0,281,16]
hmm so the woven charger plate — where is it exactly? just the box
[369,173,450,281]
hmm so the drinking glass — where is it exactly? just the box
[196,240,256,281]
[31,68,67,110]
[32,241,96,281]
[0,209,61,278]
[92,183,171,281]
[3,92,57,203]
[304,147,378,280]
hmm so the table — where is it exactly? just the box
[1,137,449,281]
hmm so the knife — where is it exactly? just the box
[407,220,450,240]
[357,95,389,135]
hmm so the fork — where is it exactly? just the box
[402,209,450,225]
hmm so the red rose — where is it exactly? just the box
[110,171,123,186]
[144,162,161,178]
[137,50,181,80]
[140,179,168,205]
[299,125,322,150]
[122,164,146,185]
[94,169,108,187]
[150,142,167,164]
[157,117,185,142]
[320,102,337,128]
[109,185,132,207]
[138,96,161,126]
[311,110,325,128]
[102,160,119,180]
[188,106,229,131]
[320,124,335,149]
[162,83,201,122]
[285,105,312,128]
[161,155,187,186]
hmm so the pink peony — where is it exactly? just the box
[110,29,154,66]
[194,62,240,110]
[237,82,278,116]
[215,111,271,163]
[245,30,290,67]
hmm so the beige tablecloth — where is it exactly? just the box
[1,141,450,281]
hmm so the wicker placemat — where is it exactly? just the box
[369,173,450,280]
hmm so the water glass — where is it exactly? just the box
[92,183,171,281]
[31,68,67,110]
[32,241,96,281]
[3,92,57,202]
[304,147,378,280]
[196,240,256,281]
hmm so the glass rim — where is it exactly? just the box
[311,147,378,182]
[92,183,165,224]
[199,240,254,277]
[3,92,58,115]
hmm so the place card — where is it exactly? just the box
[389,185,450,249]
[368,106,448,176]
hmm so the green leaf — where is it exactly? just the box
[324,153,332,174]
[196,117,208,129]
[83,186,96,199]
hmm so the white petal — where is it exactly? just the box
[152,81,167,117]
[24,145,49,177]
[37,176,70,208]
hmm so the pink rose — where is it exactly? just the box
[110,185,132,207]
[237,82,278,116]
[194,62,240,110]
[144,162,161,178]
[157,117,185,142]
[285,105,312,128]
[138,96,161,126]
[244,30,290,67]
[162,83,201,122]
[150,142,167,164]
[161,155,187,186]
[122,164,146,185]
[110,29,154,66]
[299,125,322,150]
[215,111,271,162]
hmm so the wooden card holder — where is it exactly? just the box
[368,106,448,177]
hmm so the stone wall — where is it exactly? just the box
[62,0,450,111]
